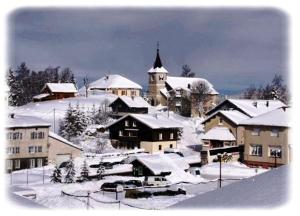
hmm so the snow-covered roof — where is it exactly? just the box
[148,66,168,74]
[160,88,170,98]
[201,126,236,141]
[128,154,189,175]
[207,99,287,117]
[33,93,50,100]
[87,74,142,90]
[170,165,289,208]
[202,110,250,125]
[48,131,83,150]
[166,76,219,95]
[43,83,78,93]
[110,96,149,108]
[6,114,51,128]
[240,107,290,127]
[107,113,183,129]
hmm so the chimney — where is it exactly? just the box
[253,101,257,107]
[282,107,286,112]
[10,113,15,118]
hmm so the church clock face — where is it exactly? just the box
[159,74,164,81]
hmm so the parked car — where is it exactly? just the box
[188,167,201,177]
[100,182,119,192]
[143,176,171,187]
[101,180,143,191]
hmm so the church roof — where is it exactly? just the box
[148,45,168,74]
[154,48,163,68]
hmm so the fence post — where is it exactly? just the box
[119,201,121,210]
[87,191,90,210]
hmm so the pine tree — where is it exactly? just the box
[79,160,89,182]
[7,69,23,106]
[59,104,88,140]
[64,159,76,184]
[97,162,105,180]
[50,165,62,183]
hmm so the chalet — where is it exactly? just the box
[240,107,290,168]
[147,45,218,117]
[33,83,78,102]
[6,114,82,172]
[106,113,183,153]
[83,74,142,97]
[109,96,149,118]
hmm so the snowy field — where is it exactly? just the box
[6,161,268,209]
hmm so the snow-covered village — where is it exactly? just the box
[5,8,291,210]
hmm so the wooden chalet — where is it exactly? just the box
[106,114,182,153]
[109,96,149,118]
[33,83,77,102]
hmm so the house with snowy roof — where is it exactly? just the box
[82,74,142,97]
[109,96,149,117]
[240,107,291,168]
[106,113,183,153]
[6,114,82,172]
[147,45,218,117]
[200,99,289,167]
[33,82,78,102]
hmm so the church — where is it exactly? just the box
[147,45,219,117]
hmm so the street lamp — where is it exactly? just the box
[217,153,222,188]
[271,149,281,168]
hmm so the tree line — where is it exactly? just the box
[7,62,76,106]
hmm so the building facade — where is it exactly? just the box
[106,114,182,153]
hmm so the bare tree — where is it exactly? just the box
[181,64,195,77]
[95,135,108,154]
[190,81,211,116]
[83,76,89,98]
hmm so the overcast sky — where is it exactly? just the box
[8,8,288,95]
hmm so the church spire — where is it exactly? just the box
[153,41,163,68]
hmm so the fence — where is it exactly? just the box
[61,190,148,210]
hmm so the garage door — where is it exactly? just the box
[56,154,71,166]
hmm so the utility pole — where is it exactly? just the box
[53,108,56,132]
[42,165,45,184]
[87,191,90,210]
[26,161,29,186]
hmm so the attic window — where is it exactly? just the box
[159,133,163,140]
[132,121,137,127]
[125,120,129,127]
[270,129,279,137]
[119,130,123,136]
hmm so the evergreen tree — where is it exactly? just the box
[59,103,88,140]
[64,159,76,184]
[50,165,62,183]
[7,69,23,106]
[180,64,195,77]
[79,160,89,182]
[97,162,105,180]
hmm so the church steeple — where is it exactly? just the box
[153,42,163,68]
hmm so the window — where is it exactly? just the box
[125,120,129,127]
[150,75,155,82]
[29,159,35,168]
[38,132,45,139]
[7,160,13,170]
[159,74,164,81]
[251,128,260,136]
[170,133,174,140]
[219,118,223,124]
[121,90,127,96]
[119,130,123,136]
[158,145,162,150]
[37,158,43,167]
[31,132,38,139]
[38,146,42,153]
[131,91,136,96]
[269,146,282,158]
[15,160,20,169]
[15,147,20,154]
[28,146,35,154]
[132,121,137,127]
[128,131,132,137]
[170,144,173,148]
[159,133,163,140]
[112,90,118,95]
[270,129,279,137]
[250,144,262,156]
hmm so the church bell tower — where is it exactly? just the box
[147,42,168,106]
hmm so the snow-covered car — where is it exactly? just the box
[188,167,201,177]
[101,180,143,191]
[143,176,171,187]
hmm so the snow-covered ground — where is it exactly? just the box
[7,160,269,209]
